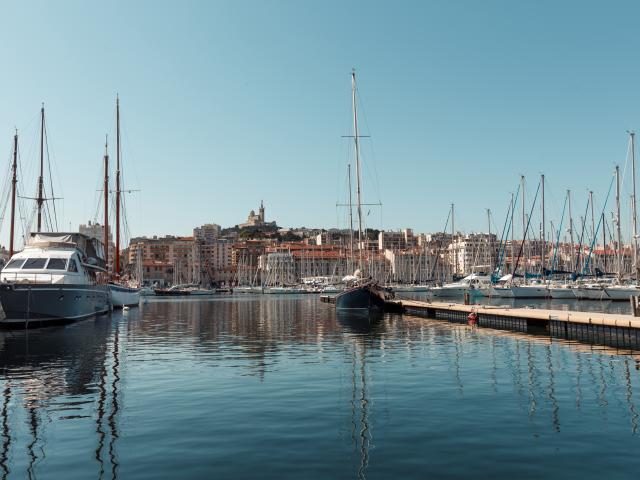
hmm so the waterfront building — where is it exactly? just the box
[315,229,353,247]
[195,240,234,285]
[193,223,222,243]
[378,228,418,251]
[384,247,437,284]
[448,233,498,276]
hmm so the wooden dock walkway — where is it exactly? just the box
[394,299,640,350]
[321,294,640,351]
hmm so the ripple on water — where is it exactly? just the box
[1,296,640,479]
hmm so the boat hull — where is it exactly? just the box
[548,288,576,299]
[154,289,191,296]
[431,286,486,298]
[490,287,514,298]
[510,286,549,299]
[0,283,110,327]
[109,283,141,307]
[335,284,388,311]
[575,287,608,300]
[604,287,639,301]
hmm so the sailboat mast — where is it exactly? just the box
[631,132,638,279]
[115,96,121,276]
[602,212,607,273]
[351,70,364,272]
[510,192,514,274]
[451,203,456,276]
[541,174,545,279]
[348,163,354,272]
[37,105,45,232]
[487,208,491,268]
[104,136,110,271]
[616,165,622,278]
[589,190,595,245]
[9,131,18,256]
[521,175,526,277]
[567,190,574,273]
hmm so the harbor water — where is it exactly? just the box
[1,295,640,479]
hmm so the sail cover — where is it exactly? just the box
[28,232,106,267]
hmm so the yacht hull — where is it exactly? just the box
[0,283,110,326]
[109,283,141,308]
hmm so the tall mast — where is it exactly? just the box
[351,70,364,272]
[602,212,607,273]
[541,174,545,279]
[616,165,622,278]
[9,131,18,256]
[487,208,491,269]
[348,163,354,272]
[589,190,595,246]
[104,135,110,271]
[37,105,45,232]
[567,190,574,273]
[115,96,121,276]
[510,192,514,274]
[631,132,638,279]
[521,175,526,278]
[451,203,456,276]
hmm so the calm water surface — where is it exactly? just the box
[1,295,640,479]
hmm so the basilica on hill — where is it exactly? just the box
[239,201,277,230]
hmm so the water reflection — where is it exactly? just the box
[0,297,639,478]
[0,316,120,479]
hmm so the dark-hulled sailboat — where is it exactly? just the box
[335,70,394,313]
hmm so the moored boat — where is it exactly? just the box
[0,233,110,326]
[430,273,492,298]
[335,280,393,312]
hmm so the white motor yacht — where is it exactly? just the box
[0,233,110,326]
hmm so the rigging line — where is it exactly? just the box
[429,208,452,279]
[44,121,58,231]
[574,198,591,274]
[512,180,541,277]
[583,173,616,275]
[550,192,568,274]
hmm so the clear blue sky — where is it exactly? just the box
[1,0,640,246]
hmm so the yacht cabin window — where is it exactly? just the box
[68,258,79,272]
[22,258,47,269]
[46,258,68,270]
[4,259,25,269]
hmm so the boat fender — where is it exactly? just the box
[468,312,478,325]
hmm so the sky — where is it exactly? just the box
[2,0,640,246]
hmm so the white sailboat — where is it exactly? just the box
[108,97,141,307]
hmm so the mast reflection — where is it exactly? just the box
[0,385,10,480]
[0,317,112,478]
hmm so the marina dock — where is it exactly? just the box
[321,295,640,350]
